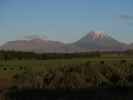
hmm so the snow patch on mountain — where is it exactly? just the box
[88,31,106,40]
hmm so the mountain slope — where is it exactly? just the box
[72,31,126,51]
[127,43,133,50]
[0,38,83,53]
[0,38,65,53]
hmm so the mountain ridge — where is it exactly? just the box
[0,31,132,53]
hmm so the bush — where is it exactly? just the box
[100,61,105,64]
[3,68,7,71]
[120,60,127,64]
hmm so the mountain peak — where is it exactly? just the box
[29,38,48,43]
[88,31,106,40]
[73,31,126,51]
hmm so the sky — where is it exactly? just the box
[0,0,133,44]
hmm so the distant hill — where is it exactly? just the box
[0,38,64,53]
[0,38,82,53]
[127,43,133,50]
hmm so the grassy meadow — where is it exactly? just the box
[0,51,133,90]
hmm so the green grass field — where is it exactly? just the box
[0,57,132,76]
[0,53,133,89]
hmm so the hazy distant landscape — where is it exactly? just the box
[0,31,133,100]
[0,33,133,99]
[1,0,133,99]
[0,31,132,53]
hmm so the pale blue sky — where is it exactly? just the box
[0,0,133,44]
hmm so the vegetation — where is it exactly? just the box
[0,50,101,60]
[0,50,133,90]
[0,50,132,100]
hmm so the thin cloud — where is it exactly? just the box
[127,23,133,26]
[120,15,133,20]
[24,34,48,40]
[119,14,133,26]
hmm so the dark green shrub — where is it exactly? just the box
[19,66,24,70]
[3,67,7,71]
[120,60,127,64]
[109,73,121,85]
[100,61,105,64]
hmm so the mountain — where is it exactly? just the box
[0,31,129,53]
[72,31,126,51]
[0,38,64,53]
[127,43,133,50]
[0,38,83,53]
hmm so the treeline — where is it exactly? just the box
[0,50,133,60]
[100,50,133,55]
[0,50,101,60]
